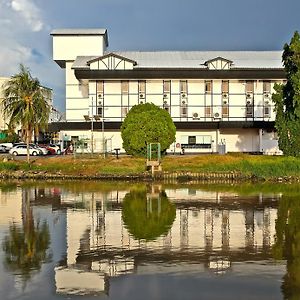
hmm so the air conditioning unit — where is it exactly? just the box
[223,100,228,105]
[192,112,200,120]
[246,93,253,99]
[246,100,252,105]
[181,93,186,98]
[264,93,270,98]
[98,93,103,99]
[214,112,221,119]
[98,101,102,106]
[222,93,228,99]
[163,94,168,99]
[140,101,144,104]
[139,93,145,99]
[181,100,186,105]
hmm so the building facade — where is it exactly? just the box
[50,29,285,154]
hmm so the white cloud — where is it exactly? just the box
[10,0,43,32]
[0,44,32,76]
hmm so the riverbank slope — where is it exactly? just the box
[0,153,300,182]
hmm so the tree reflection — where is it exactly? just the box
[2,190,51,286]
[273,196,300,300]
[122,188,176,241]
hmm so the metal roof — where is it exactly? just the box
[72,51,283,70]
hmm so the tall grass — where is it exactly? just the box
[0,154,300,180]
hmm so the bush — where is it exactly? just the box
[121,103,176,156]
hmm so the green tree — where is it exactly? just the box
[1,64,50,162]
[273,31,300,156]
[121,103,176,156]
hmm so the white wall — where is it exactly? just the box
[53,35,106,62]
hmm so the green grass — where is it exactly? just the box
[1,153,300,180]
[162,154,300,179]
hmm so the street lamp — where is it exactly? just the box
[84,114,95,154]
[93,114,104,157]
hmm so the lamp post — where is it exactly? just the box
[94,114,105,158]
[83,97,97,155]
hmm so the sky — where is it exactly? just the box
[0,0,300,112]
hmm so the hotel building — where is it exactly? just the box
[50,29,285,154]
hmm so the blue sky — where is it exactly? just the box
[1,0,300,112]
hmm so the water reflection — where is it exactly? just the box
[0,181,297,299]
[2,190,51,288]
[122,187,176,240]
[273,196,300,300]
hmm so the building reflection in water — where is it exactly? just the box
[50,185,279,296]
[1,183,291,298]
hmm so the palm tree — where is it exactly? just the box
[1,64,50,163]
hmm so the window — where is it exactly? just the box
[97,81,104,100]
[180,80,187,94]
[138,80,146,101]
[181,101,188,117]
[188,136,196,145]
[222,104,229,117]
[205,106,212,117]
[246,81,254,93]
[246,102,253,118]
[163,100,170,113]
[264,102,271,117]
[205,81,212,94]
[97,106,103,117]
[163,80,171,93]
[222,81,229,93]
[263,81,271,93]
[139,80,146,94]
[121,81,129,94]
[97,81,104,94]
[121,107,128,118]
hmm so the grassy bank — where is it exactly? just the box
[0,153,300,181]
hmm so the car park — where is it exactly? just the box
[9,144,42,156]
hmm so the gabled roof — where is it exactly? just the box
[204,56,233,66]
[87,52,137,66]
[72,51,283,70]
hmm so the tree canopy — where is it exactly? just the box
[273,31,300,156]
[121,103,176,156]
[1,64,50,162]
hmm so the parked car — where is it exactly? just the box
[0,145,8,153]
[32,144,48,155]
[48,144,61,155]
[12,143,48,155]
[9,145,42,156]
[41,145,56,155]
[0,143,13,152]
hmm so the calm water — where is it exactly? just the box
[0,181,299,300]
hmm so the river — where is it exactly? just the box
[0,181,299,299]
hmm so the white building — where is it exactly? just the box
[50,28,285,154]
